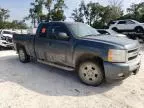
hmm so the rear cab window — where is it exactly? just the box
[39,24,48,38]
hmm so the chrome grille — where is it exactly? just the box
[127,48,139,61]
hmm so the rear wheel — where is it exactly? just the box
[135,27,143,33]
[78,60,104,86]
[18,48,30,63]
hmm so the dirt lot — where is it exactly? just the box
[0,45,144,108]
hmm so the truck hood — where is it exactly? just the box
[84,35,139,49]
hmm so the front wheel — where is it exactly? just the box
[78,60,104,86]
[112,27,118,32]
[18,48,30,63]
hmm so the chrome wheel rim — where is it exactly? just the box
[19,49,25,61]
[79,62,102,84]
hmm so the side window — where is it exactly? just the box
[109,21,116,25]
[118,21,126,24]
[51,25,70,41]
[126,20,135,24]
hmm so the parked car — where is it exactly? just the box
[0,39,13,50]
[109,19,144,33]
[0,30,14,37]
[97,29,127,38]
[0,30,16,49]
[0,30,16,42]
[13,22,141,86]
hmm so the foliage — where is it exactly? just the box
[44,0,67,21]
[71,8,84,22]
[71,0,123,28]
[24,0,44,27]
[0,20,27,29]
[120,2,144,22]
[50,0,66,21]
[0,7,27,29]
[0,8,10,22]
[1,0,144,29]
[26,0,67,27]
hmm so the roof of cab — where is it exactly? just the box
[40,21,83,25]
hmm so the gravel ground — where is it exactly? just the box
[0,45,144,108]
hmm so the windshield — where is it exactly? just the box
[68,23,100,38]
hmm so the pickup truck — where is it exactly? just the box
[13,21,141,86]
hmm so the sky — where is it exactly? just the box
[0,0,143,26]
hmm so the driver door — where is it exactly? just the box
[45,23,73,66]
[117,21,127,30]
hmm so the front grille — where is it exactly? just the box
[128,48,139,61]
[1,36,12,43]
[128,49,138,53]
[128,55,137,61]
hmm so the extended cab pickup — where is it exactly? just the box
[13,22,141,86]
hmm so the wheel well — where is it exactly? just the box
[135,26,143,30]
[16,43,25,52]
[112,27,118,31]
[75,54,104,71]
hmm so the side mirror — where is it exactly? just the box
[58,32,69,40]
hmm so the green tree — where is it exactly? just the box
[26,0,67,26]
[44,0,53,22]
[72,1,104,26]
[11,20,27,29]
[51,0,66,21]
[44,0,66,22]
[122,2,144,22]
[71,0,123,28]
[0,20,27,29]
[71,8,84,22]
[25,0,44,27]
[0,8,10,22]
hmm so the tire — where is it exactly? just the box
[77,60,104,86]
[135,27,144,33]
[112,27,118,32]
[18,48,30,63]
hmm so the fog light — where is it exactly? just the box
[118,73,124,77]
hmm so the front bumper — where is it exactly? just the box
[0,43,14,48]
[104,55,141,81]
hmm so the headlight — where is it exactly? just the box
[108,49,127,62]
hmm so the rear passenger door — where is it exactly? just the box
[126,20,136,30]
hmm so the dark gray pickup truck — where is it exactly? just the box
[13,21,141,86]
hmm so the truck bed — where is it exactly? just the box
[13,34,35,56]
[13,34,35,43]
